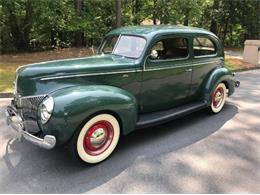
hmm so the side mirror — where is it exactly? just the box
[149,50,158,59]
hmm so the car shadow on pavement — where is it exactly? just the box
[1,103,238,193]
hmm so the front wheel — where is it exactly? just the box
[71,114,120,164]
[209,83,227,114]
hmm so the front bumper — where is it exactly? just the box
[5,105,56,149]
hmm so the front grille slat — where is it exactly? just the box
[20,95,46,119]
[20,95,46,110]
[16,95,46,133]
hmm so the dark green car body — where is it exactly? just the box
[10,25,237,146]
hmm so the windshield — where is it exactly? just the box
[100,35,146,59]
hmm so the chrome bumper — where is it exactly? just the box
[5,105,56,149]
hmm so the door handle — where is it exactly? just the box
[185,68,192,72]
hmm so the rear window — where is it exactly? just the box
[151,37,188,60]
[193,37,216,57]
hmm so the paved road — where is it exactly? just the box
[0,70,260,193]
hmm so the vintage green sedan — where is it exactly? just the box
[6,25,239,164]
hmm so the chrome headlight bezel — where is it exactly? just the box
[13,73,18,96]
[40,96,54,124]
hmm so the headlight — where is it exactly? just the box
[40,96,54,124]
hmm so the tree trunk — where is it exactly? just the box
[210,20,218,35]
[74,0,82,13]
[222,20,229,45]
[183,8,190,26]
[4,0,32,51]
[132,0,141,25]
[115,0,122,28]
[153,0,157,25]
[23,0,33,50]
[222,1,233,46]
[74,0,84,47]
[153,19,157,25]
[228,1,234,46]
[50,30,56,48]
[210,0,219,35]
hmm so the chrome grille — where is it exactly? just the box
[19,95,46,119]
[20,95,46,110]
[16,95,46,133]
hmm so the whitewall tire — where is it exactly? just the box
[75,114,120,164]
[210,83,227,113]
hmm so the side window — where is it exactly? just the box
[151,37,188,60]
[193,37,216,57]
[102,36,119,54]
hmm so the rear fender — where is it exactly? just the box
[203,67,235,105]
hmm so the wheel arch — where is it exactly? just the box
[202,67,234,105]
[75,109,124,139]
[40,85,138,145]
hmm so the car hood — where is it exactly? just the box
[16,54,136,96]
[17,54,136,79]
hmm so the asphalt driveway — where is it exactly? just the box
[0,70,259,193]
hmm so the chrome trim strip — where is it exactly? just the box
[144,60,220,72]
[40,70,137,81]
[194,53,218,59]
[112,34,121,54]
[14,74,19,96]
[40,60,221,81]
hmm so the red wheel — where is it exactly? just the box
[83,121,114,156]
[76,114,120,164]
[210,83,227,113]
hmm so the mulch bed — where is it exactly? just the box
[0,47,95,65]
[226,58,257,71]
[0,93,13,98]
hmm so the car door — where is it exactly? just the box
[190,35,222,99]
[140,34,193,113]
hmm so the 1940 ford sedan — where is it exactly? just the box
[6,25,239,164]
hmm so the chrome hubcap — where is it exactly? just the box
[215,92,222,103]
[90,128,107,148]
[83,121,114,156]
[213,87,224,108]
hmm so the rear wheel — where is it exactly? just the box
[209,83,227,114]
[71,114,120,164]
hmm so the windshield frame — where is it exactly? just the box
[99,34,147,59]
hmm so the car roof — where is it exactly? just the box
[107,25,217,38]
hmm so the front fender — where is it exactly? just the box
[203,67,235,105]
[39,85,137,145]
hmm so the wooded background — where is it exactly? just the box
[0,0,259,53]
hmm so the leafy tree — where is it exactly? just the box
[1,0,34,51]
[0,0,259,52]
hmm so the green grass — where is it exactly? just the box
[0,48,94,93]
[0,63,21,93]
[224,59,237,71]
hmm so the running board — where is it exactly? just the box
[136,101,207,129]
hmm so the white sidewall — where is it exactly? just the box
[211,83,227,113]
[77,114,120,164]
